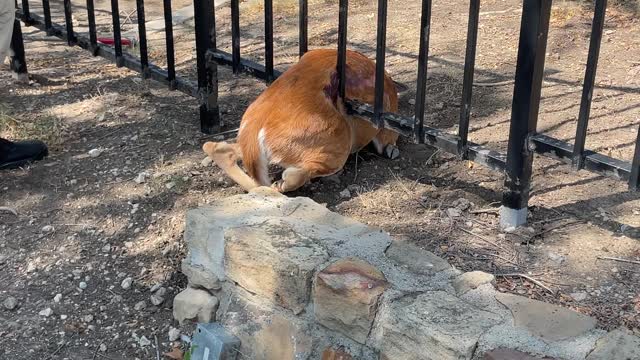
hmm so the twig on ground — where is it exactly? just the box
[496,273,556,295]
[46,339,69,360]
[533,220,583,238]
[473,80,515,87]
[596,256,640,266]
[457,226,502,249]
[470,207,499,215]
[155,335,161,360]
[92,345,100,360]
[0,207,18,216]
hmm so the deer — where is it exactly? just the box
[202,48,400,193]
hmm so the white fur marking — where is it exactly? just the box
[257,128,272,185]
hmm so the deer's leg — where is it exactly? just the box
[203,141,259,191]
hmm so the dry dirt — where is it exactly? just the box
[1,0,640,359]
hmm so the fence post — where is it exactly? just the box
[193,0,221,134]
[499,0,552,229]
[10,17,28,83]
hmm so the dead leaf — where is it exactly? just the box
[163,347,183,360]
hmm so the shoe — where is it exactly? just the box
[0,138,49,170]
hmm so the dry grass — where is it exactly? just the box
[0,103,66,150]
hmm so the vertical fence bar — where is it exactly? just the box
[63,0,75,45]
[299,0,308,57]
[21,0,31,23]
[194,0,221,133]
[110,0,124,67]
[373,0,388,128]
[136,0,149,77]
[86,0,98,54]
[264,0,274,82]
[336,0,348,100]
[458,0,480,156]
[231,0,240,74]
[9,18,28,82]
[42,0,52,34]
[413,0,432,144]
[630,126,640,191]
[572,0,607,170]
[500,0,552,229]
[163,0,176,87]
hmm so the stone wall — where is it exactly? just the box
[173,187,640,360]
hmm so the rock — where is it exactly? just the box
[173,287,219,325]
[3,296,18,310]
[224,224,329,314]
[150,294,164,306]
[134,172,149,184]
[83,314,94,323]
[385,238,450,275]
[201,156,213,167]
[53,294,62,303]
[41,225,55,233]
[570,291,588,302]
[181,260,222,291]
[120,277,133,290]
[79,281,88,290]
[101,244,111,253]
[452,198,472,211]
[446,207,463,217]
[453,271,496,295]
[39,308,54,317]
[547,251,566,264]
[484,348,556,360]
[99,344,107,352]
[134,301,146,311]
[339,189,351,199]
[88,148,103,157]
[322,347,353,360]
[168,327,181,342]
[495,293,597,342]
[586,327,640,360]
[165,181,176,189]
[60,314,68,320]
[314,257,388,344]
[139,335,151,347]
[408,98,416,105]
[371,291,502,360]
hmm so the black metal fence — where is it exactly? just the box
[10,0,640,228]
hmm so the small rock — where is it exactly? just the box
[155,287,167,298]
[134,172,148,184]
[452,198,471,211]
[99,344,107,352]
[165,182,176,189]
[339,189,351,199]
[3,296,18,310]
[453,271,496,295]
[88,148,103,158]
[79,281,88,290]
[53,294,62,303]
[60,314,68,320]
[201,157,213,167]
[150,294,164,306]
[84,314,94,323]
[121,277,133,290]
[173,288,219,325]
[446,207,462,217]
[39,308,53,317]
[101,244,111,253]
[150,283,162,293]
[139,336,151,347]
[435,102,445,110]
[547,251,566,264]
[570,291,588,302]
[408,98,416,105]
[134,301,146,311]
[168,327,180,342]
[41,225,55,234]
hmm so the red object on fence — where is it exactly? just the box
[97,37,133,46]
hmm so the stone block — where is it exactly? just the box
[385,238,450,275]
[181,259,222,291]
[372,291,503,359]
[224,222,329,314]
[173,287,219,325]
[495,293,597,342]
[453,271,496,295]
[586,327,640,360]
[191,323,240,360]
[313,257,388,344]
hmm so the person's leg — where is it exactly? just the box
[0,137,48,170]
[0,1,16,62]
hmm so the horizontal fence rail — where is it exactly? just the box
[12,0,640,228]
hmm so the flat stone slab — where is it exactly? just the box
[372,291,503,359]
[484,348,556,360]
[496,293,597,342]
[385,238,451,275]
[586,327,640,360]
[453,271,496,295]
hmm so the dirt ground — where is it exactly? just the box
[1,0,640,359]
